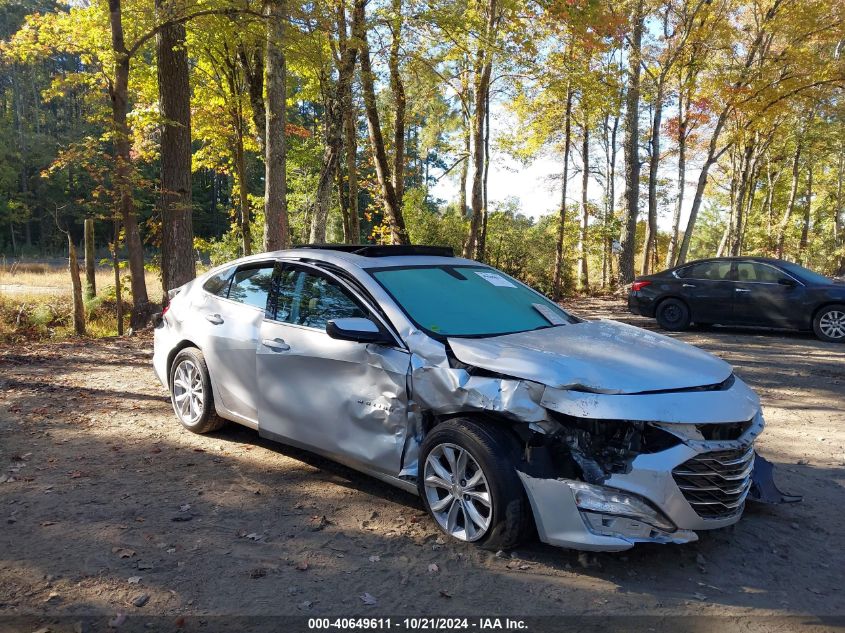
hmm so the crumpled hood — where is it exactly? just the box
[447,319,733,395]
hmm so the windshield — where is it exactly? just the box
[369,265,576,337]
[779,261,833,285]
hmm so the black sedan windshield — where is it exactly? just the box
[369,265,575,337]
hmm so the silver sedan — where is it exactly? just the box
[153,245,797,551]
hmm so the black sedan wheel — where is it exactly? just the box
[813,304,845,343]
[656,298,691,331]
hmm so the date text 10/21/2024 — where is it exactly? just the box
[307,618,529,630]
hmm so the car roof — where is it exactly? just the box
[222,246,480,272]
[675,256,791,268]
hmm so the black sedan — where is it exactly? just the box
[628,257,845,342]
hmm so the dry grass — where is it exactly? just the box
[0,262,162,342]
[0,263,162,301]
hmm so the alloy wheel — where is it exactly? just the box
[172,359,204,425]
[423,443,492,542]
[819,310,845,339]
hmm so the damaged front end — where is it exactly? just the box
[404,322,800,552]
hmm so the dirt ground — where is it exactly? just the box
[1,298,844,630]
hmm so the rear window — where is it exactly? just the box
[676,261,732,280]
[202,267,234,296]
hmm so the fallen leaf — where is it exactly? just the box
[295,561,309,571]
[128,576,142,585]
[360,592,378,606]
[428,563,439,573]
[41,521,56,527]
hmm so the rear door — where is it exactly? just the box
[256,262,411,475]
[675,260,735,324]
[732,261,806,327]
[198,261,275,422]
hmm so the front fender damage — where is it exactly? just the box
[400,331,799,550]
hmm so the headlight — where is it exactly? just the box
[567,482,676,532]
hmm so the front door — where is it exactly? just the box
[732,261,805,327]
[256,262,411,475]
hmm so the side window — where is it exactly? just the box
[203,266,234,297]
[685,261,732,280]
[736,262,782,283]
[273,268,366,329]
[228,265,275,310]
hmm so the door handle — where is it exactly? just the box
[262,338,290,351]
[735,288,751,293]
[205,313,224,325]
[682,283,696,288]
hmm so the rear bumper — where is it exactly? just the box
[152,321,178,388]
[627,293,655,317]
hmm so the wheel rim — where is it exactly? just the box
[172,359,204,425]
[663,304,681,323]
[819,310,845,339]
[423,443,492,542]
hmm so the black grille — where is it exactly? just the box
[673,446,754,519]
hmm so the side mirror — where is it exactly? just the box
[778,277,797,287]
[326,317,390,344]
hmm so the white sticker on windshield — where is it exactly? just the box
[474,271,517,287]
[532,303,567,325]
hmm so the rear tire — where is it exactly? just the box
[813,304,845,343]
[418,418,532,550]
[169,348,226,434]
[656,298,691,331]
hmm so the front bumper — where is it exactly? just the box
[518,413,767,551]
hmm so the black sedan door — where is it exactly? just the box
[674,260,736,324]
[732,261,806,328]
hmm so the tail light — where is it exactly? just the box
[631,280,652,292]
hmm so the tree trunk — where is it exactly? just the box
[108,0,149,329]
[342,83,359,243]
[617,0,644,285]
[578,125,590,292]
[641,76,664,275]
[263,0,290,251]
[835,144,844,275]
[729,140,756,256]
[389,0,406,212]
[84,218,96,299]
[112,218,123,336]
[666,83,686,268]
[479,80,491,261]
[311,2,360,243]
[354,0,409,245]
[551,82,573,301]
[156,0,195,293]
[238,45,266,155]
[776,138,803,259]
[799,156,812,265]
[676,109,729,264]
[234,125,252,255]
[462,0,497,259]
[68,234,86,336]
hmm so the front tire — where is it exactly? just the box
[418,418,531,550]
[169,348,226,433]
[813,304,845,343]
[656,298,691,331]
